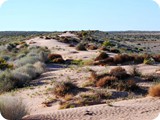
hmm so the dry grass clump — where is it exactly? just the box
[132,54,144,64]
[96,76,117,87]
[48,54,64,63]
[113,54,133,64]
[110,67,128,79]
[0,96,28,120]
[87,44,97,50]
[53,81,77,97]
[95,52,109,61]
[148,84,160,97]
[87,69,139,92]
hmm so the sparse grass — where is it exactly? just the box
[64,94,74,101]
[129,65,141,77]
[0,96,28,120]
[148,84,160,97]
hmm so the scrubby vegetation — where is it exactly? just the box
[0,33,50,93]
[0,96,28,120]
[149,84,160,97]
[52,81,78,97]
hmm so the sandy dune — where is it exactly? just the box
[23,97,160,120]
[4,33,160,120]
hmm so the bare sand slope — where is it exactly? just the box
[27,37,99,60]
[23,97,160,120]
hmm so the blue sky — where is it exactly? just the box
[0,0,160,31]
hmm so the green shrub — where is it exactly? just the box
[102,40,112,47]
[143,58,155,65]
[0,58,13,70]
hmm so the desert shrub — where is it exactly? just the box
[114,80,139,91]
[148,84,160,97]
[110,67,127,78]
[48,53,64,63]
[75,43,87,51]
[0,97,28,120]
[143,58,155,65]
[87,44,97,50]
[89,70,98,83]
[96,76,117,87]
[110,48,120,53]
[102,40,112,47]
[14,64,37,79]
[15,56,40,67]
[5,43,16,51]
[0,57,13,70]
[12,71,31,87]
[94,57,114,66]
[48,54,62,60]
[113,54,133,64]
[16,53,26,59]
[0,45,6,51]
[0,55,10,61]
[33,61,46,75]
[110,67,128,79]
[153,55,160,62]
[53,81,77,97]
[132,54,144,64]
[39,51,48,62]
[0,70,15,92]
[95,52,109,61]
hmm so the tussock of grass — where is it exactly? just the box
[110,67,128,79]
[53,81,77,97]
[149,84,160,97]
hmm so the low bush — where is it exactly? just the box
[53,81,77,97]
[33,61,46,75]
[143,58,155,65]
[95,52,109,61]
[15,56,40,67]
[148,84,160,97]
[48,53,64,63]
[0,58,13,70]
[0,70,15,92]
[110,67,128,79]
[102,40,113,47]
[75,43,87,51]
[0,96,28,120]
[96,76,117,87]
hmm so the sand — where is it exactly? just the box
[3,32,160,120]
